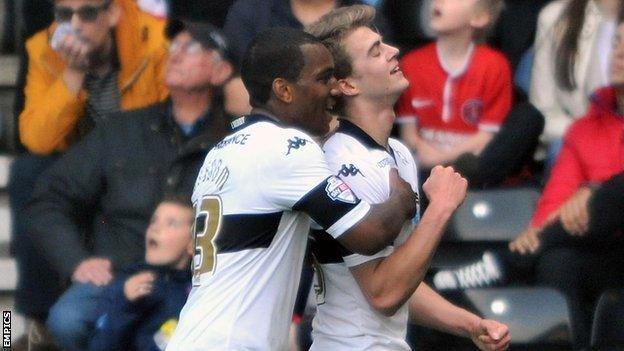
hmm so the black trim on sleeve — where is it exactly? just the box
[292,176,361,230]
[310,229,353,264]
[215,212,284,252]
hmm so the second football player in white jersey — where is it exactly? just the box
[307,5,511,351]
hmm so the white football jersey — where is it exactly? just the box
[166,115,370,351]
[310,119,420,351]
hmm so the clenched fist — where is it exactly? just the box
[423,166,468,211]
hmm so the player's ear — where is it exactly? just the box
[272,78,294,104]
[336,78,359,97]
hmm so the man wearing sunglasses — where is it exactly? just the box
[25,19,234,351]
[19,0,169,155]
[8,1,169,347]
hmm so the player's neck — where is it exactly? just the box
[436,31,474,74]
[249,107,283,124]
[345,99,395,148]
[170,90,213,125]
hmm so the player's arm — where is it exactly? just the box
[408,283,511,351]
[284,137,416,255]
[296,169,416,256]
[349,166,466,316]
[337,169,417,255]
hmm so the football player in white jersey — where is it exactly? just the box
[306,5,511,351]
[166,28,419,351]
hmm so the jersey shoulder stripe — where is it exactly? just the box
[215,212,284,252]
[310,229,351,264]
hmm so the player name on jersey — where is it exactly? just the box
[166,115,371,351]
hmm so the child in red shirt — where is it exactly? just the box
[396,0,512,169]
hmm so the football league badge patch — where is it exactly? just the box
[325,176,357,204]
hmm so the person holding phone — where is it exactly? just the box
[20,0,169,155]
[27,18,236,351]
[8,0,170,348]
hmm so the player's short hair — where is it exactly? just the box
[306,5,375,82]
[306,5,376,115]
[475,0,505,41]
[241,27,321,107]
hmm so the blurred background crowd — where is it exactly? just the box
[0,0,623,350]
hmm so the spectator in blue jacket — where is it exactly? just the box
[88,195,194,351]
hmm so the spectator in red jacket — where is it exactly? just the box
[508,25,624,346]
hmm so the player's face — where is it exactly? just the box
[290,43,337,137]
[611,23,624,87]
[342,27,408,101]
[429,0,482,35]
[145,202,194,269]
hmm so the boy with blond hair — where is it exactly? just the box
[307,5,510,350]
[396,0,513,174]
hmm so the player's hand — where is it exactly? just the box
[559,186,592,236]
[72,257,113,286]
[388,168,417,219]
[470,319,511,351]
[423,165,467,211]
[58,34,91,71]
[124,271,156,302]
[509,227,541,255]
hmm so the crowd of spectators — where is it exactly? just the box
[2,0,623,350]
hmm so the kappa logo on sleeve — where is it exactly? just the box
[325,176,357,204]
[338,164,364,177]
[286,136,309,155]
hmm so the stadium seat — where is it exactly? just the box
[444,187,541,242]
[421,188,575,350]
[430,187,540,269]
[464,287,573,346]
[409,287,574,350]
[591,289,624,349]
